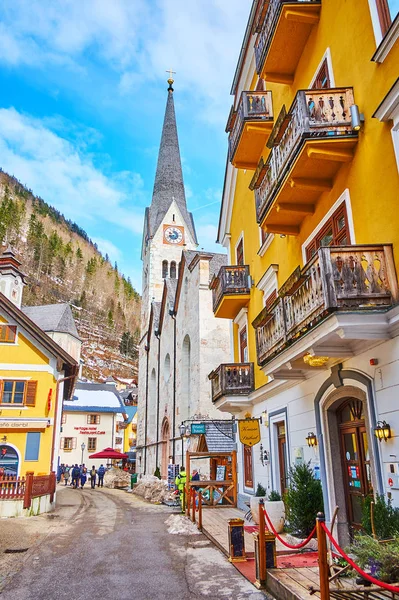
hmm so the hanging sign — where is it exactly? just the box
[238,419,261,446]
[191,423,206,435]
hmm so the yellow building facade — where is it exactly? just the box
[0,250,78,478]
[212,0,399,542]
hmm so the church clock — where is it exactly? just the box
[163,225,184,245]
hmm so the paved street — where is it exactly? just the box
[0,486,267,600]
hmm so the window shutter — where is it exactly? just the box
[72,438,77,449]
[25,381,38,406]
[60,437,64,449]
[96,415,100,424]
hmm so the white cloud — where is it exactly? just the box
[196,223,225,255]
[0,107,145,234]
[92,237,121,262]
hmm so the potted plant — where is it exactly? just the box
[264,490,285,534]
[250,483,267,524]
[285,462,323,538]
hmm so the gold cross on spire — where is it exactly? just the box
[166,68,176,91]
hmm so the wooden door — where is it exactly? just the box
[243,445,254,489]
[277,422,288,494]
[239,327,248,363]
[338,400,372,530]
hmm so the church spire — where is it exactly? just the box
[147,79,197,244]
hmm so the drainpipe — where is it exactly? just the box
[170,310,177,463]
[144,344,149,475]
[50,371,78,473]
[155,331,161,469]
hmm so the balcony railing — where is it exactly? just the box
[228,91,273,164]
[211,265,251,314]
[254,245,398,366]
[254,0,321,76]
[254,87,355,223]
[209,363,255,403]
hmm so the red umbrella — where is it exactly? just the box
[88,447,128,459]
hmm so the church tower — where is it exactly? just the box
[140,77,198,333]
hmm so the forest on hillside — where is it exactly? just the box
[0,169,140,381]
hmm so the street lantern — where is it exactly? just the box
[306,432,317,448]
[81,442,86,465]
[374,420,391,442]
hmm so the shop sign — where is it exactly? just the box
[191,423,206,435]
[74,427,105,434]
[238,419,260,446]
[0,419,49,430]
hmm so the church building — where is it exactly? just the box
[136,78,231,478]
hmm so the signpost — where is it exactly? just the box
[191,423,206,435]
[238,419,261,446]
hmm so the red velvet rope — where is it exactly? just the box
[263,508,316,549]
[321,522,399,593]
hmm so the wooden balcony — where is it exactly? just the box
[210,265,251,319]
[252,87,358,234]
[253,245,399,367]
[209,363,255,403]
[227,91,274,169]
[254,0,321,84]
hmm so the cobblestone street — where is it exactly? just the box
[0,486,268,600]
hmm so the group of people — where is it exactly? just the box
[59,464,106,489]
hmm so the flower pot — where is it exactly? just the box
[250,496,267,524]
[264,500,285,533]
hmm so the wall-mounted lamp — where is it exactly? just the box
[306,432,317,448]
[260,410,268,427]
[280,234,286,239]
[259,443,269,466]
[374,420,391,442]
[350,104,365,131]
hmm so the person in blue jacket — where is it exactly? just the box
[97,464,105,487]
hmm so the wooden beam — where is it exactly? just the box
[307,146,354,162]
[285,9,320,24]
[264,72,294,85]
[289,177,333,192]
[264,224,300,236]
[277,203,315,215]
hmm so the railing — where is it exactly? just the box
[209,363,254,402]
[228,91,273,162]
[0,472,56,508]
[254,245,398,365]
[187,480,235,507]
[211,265,250,313]
[0,475,26,499]
[254,0,321,74]
[254,87,355,222]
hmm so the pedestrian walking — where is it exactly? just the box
[57,464,62,483]
[80,465,87,489]
[90,465,97,489]
[64,465,70,486]
[71,464,80,489]
[175,466,188,512]
[97,464,105,487]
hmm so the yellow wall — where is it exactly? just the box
[228,0,399,390]
[0,326,59,476]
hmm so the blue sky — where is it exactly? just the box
[0,0,251,291]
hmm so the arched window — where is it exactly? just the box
[149,368,157,430]
[162,260,168,279]
[170,261,177,279]
[181,334,191,420]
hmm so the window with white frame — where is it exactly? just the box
[369,0,399,61]
[257,265,278,308]
[373,78,399,173]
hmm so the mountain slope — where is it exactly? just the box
[0,169,140,380]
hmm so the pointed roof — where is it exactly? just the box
[22,303,80,340]
[147,85,197,244]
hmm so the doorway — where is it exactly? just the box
[338,399,372,530]
[277,422,288,494]
[243,445,254,490]
[161,418,170,480]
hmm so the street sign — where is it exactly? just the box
[191,423,206,435]
[238,419,260,446]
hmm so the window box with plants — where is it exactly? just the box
[250,484,285,533]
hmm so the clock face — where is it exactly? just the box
[164,226,184,245]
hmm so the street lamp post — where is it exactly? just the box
[81,442,86,465]
[179,422,186,469]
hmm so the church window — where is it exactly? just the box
[172,214,175,222]
[181,335,191,419]
[162,260,168,278]
[149,368,157,429]
[164,353,171,382]
[170,261,177,279]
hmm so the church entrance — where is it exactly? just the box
[337,399,372,531]
[161,418,170,480]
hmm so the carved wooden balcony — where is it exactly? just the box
[251,87,358,234]
[254,0,321,84]
[253,245,399,367]
[210,265,251,319]
[209,363,255,403]
[227,91,274,169]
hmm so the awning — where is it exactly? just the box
[88,447,128,459]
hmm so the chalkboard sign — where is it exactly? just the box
[216,465,226,481]
[266,540,275,568]
[228,518,246,562]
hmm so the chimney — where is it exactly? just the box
[0,246,27,308]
